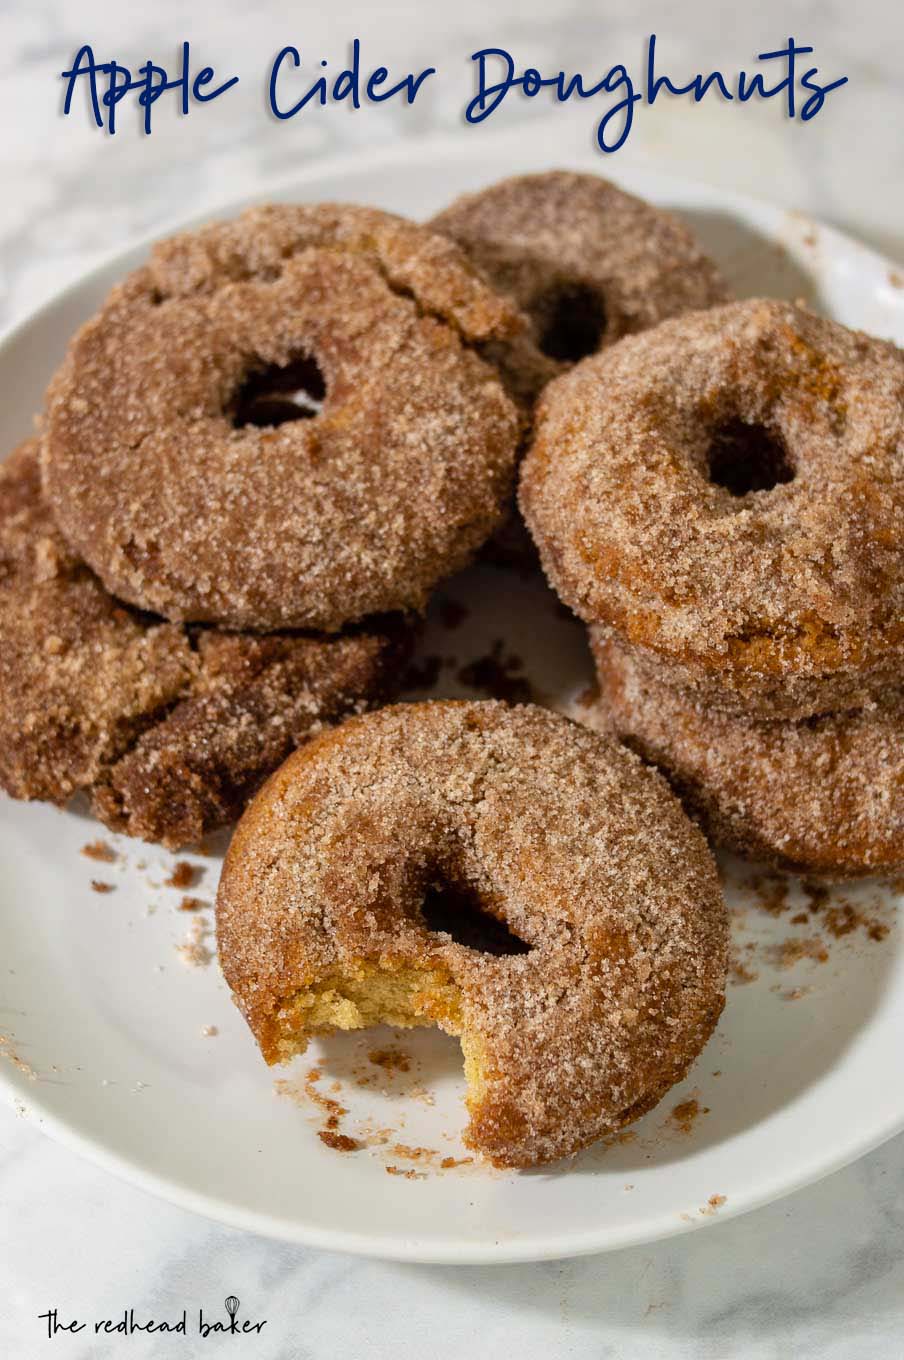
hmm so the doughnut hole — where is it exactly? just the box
[531,281,608,363]
[420,875,531,957]
[707,418,795,496]
[230,353,326,429]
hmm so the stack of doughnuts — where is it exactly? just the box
[3,203,522,846]
[520,298,904,877]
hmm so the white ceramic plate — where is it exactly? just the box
[1,123,902,1264]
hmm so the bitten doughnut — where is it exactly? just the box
[41,204,521,631]
[430,170,728,407]
[521,299,904,719]
[216,700,727,1168]
[589,630,904,878]
[0,441,406,849]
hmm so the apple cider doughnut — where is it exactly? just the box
[430,170,728,407]
[589,630,904,878]
[216,700,727,1168]
[521,299,904,719]
[41,203,521,631]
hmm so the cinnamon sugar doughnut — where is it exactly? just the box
[41,204,520,631]
[0,440,406,848]
[216,700,727,1168]
[589,630,904,878]
[521,300,904,719]
[430,171,728,408]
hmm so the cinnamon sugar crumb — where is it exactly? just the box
[81,839,117,863]
[402,654,442,691]
[166,861,199,889]
[729,955,759,985]
[368,1047,411,1074]
[765,936,829,968]
[750,874,788,916]
[318,1131,360,1152]
[90,880,115,893]
[178,895,208,911]
[457,640,532,704]
[700,1193,727,1216]
[668,1097,708,1135]
[385,1164,424,1179]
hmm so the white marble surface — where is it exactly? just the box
[1,0,903,1355]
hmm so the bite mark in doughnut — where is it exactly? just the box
[215,701,727,1168]
[41,204,522,631]
[520,299,904,719]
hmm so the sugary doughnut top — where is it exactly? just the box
[590,630,904,878]
[0,440,404,847]
[430,170,729,406]
[217,700,727,1166]
[41,204,521,631]
[521,299,904,689]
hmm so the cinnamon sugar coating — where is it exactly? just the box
[216,701,727,1168]
[521,300,904,718]
[0,441,406,848]
[41,204,521,631]
[589,630,904,878]
[430,171,728,408]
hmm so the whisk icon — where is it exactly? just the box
[225,1296,240,1331]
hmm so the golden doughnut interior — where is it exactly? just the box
[271,960,492,1114]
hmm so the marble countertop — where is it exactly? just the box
[2,1,903,1355]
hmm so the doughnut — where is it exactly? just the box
[41,203,521,631]
[588,630,904,878]
[0,440,407,849]
[429,170,728,408]
[215,700,727,1168]
[521,299,904,719]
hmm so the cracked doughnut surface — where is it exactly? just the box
[521,299,904,718]
[0,441,407,849]
[41,203,521,631]
[430,170,728,408]
[216,700,727,1167]
[588,630,904,878]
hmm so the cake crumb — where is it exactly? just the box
[390,1143,435,1162]
[175,916,214,967]
[200,1024,219,1037]
[90,880,115,894]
